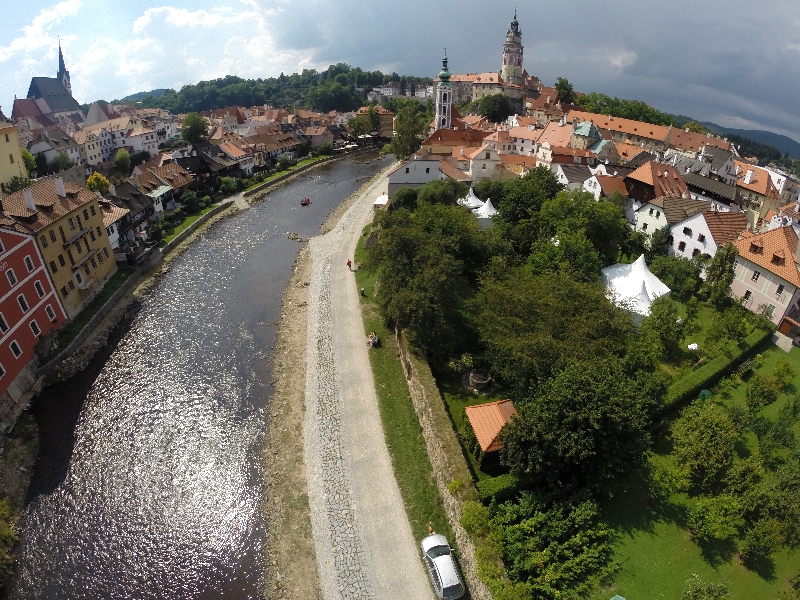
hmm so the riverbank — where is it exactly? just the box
[262,164,392,600]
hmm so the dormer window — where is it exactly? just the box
[771,252,786,266]
[750,241,763,254]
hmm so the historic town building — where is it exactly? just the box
[501,11,524,86]
[435,53,453,130]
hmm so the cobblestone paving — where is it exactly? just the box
[304,201,375,600]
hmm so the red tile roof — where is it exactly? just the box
[627,163,689,198]
[596,174,628,197]
[465,400,517,453]
[733,226,800,287]
[702,210,749,247]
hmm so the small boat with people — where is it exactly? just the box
[300,197,311,206]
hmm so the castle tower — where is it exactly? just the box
[501,10,524,86]
[57,41,72,96]
[435,52,452,130]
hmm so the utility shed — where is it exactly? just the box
[465,399,517,453]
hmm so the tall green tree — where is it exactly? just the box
[672,402,738,492]
[641,296,684,359]
[85,172,110,194]
[648,255,703,302]
[181,112,209,144]
[705,242,738,309]
[20,149,36,175]
[681,574,730,600]
[114,148,131,174]
[348,115,371,137]
[50,151,76,172]
[478,94,513,123]
[496,166,563,225]
[500,358,651,497]
[386,106,426,158]
[554,77,576,104]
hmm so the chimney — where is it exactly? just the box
[54,177,66,198]
[608,115,613,122]
[572,116,579,131]
[23,188,36,211]
[109,185,117,197]
[744,169,754,185]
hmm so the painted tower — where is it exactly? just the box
[435,52,452,130]
[501,10,524,86]
[57,41,72,96]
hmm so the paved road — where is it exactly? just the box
[304,175,433,599]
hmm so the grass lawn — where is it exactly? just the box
[163,206,215,243]
[46,267,134,358]
[245,156,331,190]
[353,224,453,542]
[593,343,800,600]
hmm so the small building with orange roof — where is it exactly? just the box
[464,399,517,462]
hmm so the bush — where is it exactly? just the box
[0,497,19,584]
[746,374,779,415]
[476,474,521,503]
[148,223,164,243]
[461,501,490,536]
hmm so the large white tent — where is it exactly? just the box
[458,187,485,210]
[473,198,498,218]
[601,254,670,316]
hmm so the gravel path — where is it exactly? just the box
[304,176,432,599]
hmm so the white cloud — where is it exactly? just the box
[133,6,251,34]
[0,0,81,62]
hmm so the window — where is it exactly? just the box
[698,234,706,243]
[485,152,490,159]
[59,226,66,242]
[642,223,648,231]
[67,249,74,264]
[89,230,96,242]
[83,264,90,276]
[58,254,65,267]
[656,211,661,219]
[649,208,654,216]
[405,168,409,174]
[0,314,7,333]
[425,168,430,174]
[34,280,45,298]
[752,270,761,282]
[10,341,21,358]
[683,227,692,236]
[83,209,89,220]
[103,248,109,258]
[9,154,14,164]
[24,255,34,272]
[68,218,75,230]
[40,235,49,248]
[0,363,5,379]
[96,226,102,237]
[744,290,752,301]
[61,286,68,298]
[692,248,700,257]
[0,238,4,252]
[767,304,776,316]
[6,269,16,286]
[678,241,686,251]
[75,272,83,285]
[90,257,97,269]
[777,284,785,297]
[17,294,29,313]
[30,321,40,337]
[45,305,56,322]
[49,260,58,273]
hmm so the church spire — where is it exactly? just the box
[57,39,72,96]
[435,50,453,130]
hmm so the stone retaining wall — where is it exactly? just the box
[160,201,234,254]
[394,327,493,600]
[243,157,337,198]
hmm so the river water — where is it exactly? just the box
[7,155,385,599]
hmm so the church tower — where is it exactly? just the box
[57,41,72,96]
[435,52,453,130]
[501,10,524,86]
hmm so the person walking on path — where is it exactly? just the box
[346,259,352,271]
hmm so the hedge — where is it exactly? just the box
[661,327,773,416]
[477,474,522,503]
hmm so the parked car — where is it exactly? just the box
[420,534,465,599]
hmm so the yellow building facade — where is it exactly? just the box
[0,121,27,198]
[3,178,117,320]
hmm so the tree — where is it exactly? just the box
[386,106,426,158]
[366,106,382,133]
[113,148,131,174]
[705,242,738,309]
[740,518,782,563]
[130,150,150,167]
[85,172,110,194]
[646,224,672,260]
[35,152,47,176]
[4,176,31,194]
[496,166,563,225]
[684,121,706,134]
[473,179,508,204]
[648,255,703,302]
[773,356,797,389]
[416,179,468,206]
[388,187,418,212]
[745,374,779,416]
[318,140,333,156]
[554,77,576,104]
[681,574,730,600]
[21,149,36,175]
[706,305,748,348]
[181,112,208,144]
[672,402,738,491]
[500,358,651,497]
[478,94,513,123]
[50,151,76,172]
[348,115,371,137]
[687,495,740,541]
[527,229,601,282]
[641,296,684,359]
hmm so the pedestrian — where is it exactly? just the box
[346,259,352,271]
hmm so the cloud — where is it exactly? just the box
[132,6,252,34]
[0,0,81,62]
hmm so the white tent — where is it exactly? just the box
[458,187,485,209]
[601,254,670,316]
[373,194,389,210]
[473,198,498,218]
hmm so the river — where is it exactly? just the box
[6,155,385,599]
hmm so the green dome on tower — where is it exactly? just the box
[437,51,451,86]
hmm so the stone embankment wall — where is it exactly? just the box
[394,327,493,600]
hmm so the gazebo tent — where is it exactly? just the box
[458,187,485,209]
[601,254,670,316]
[473,198,498,218]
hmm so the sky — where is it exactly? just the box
[1,0,799,142]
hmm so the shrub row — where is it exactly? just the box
[662,327,773,416]
[476,474,521,504]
